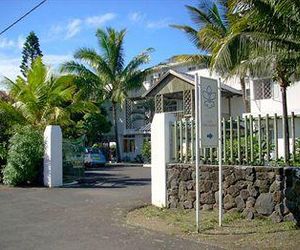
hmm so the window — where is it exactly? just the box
[253,79,272,100]
[164,99,177,112]
[188,66,196,71]
[123,135,135,153]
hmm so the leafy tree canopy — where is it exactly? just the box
[1,57,98,129]
[61,27,153,161]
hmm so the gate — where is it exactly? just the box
[62,136,85,183]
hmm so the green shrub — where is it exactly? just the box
[0,142,7,182]
[0,111,20,182]
[2,126,44,186]
[292,138,300,166]
[223,135,273,166]
[141,140,151,163]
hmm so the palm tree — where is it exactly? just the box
[61,28,152,162]
[213,0,300,163]
[0,57,96,128]
[171,0,251,112]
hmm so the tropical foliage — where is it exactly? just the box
[61,27,152,161]
[82,110,112,146]
[1,57,97,128]
[212,0,300,163]
[171,0,250,112]
[173,0,300,164]
[141,139,151,163]
[0,56,111,184]
[2,126,44,186]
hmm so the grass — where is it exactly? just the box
[127,206,300,249]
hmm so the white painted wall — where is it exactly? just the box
[272,117,300,159]
[189,68,242,90]
[250,80,300,115]
[151,113,176,207]
[231,96,245,117]
[43,125,63,187]
[135,134,145,156]
[248,80,300,158]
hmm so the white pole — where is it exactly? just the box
[195,74,200,232]
[218,78,223,227]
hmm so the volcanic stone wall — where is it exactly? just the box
[166,164,300,223]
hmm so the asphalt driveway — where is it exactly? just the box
[0,166,218,250]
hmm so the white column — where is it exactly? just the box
[43,125,63,187]
[151,113,176,207]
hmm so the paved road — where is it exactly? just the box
[0,167,219,250]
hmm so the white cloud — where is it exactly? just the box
[129,12,145,22]
[43,54,72,66]
[17,35,26,49]
[0,54,72,82]
[49,24,64,36]
[49,13,116,40]
[66,19,82,39]
[146,18,171,29]
[0,38,16,48]
[0,56,20,82]
[0,35,30,51]
[46,24,66,42]
[85,13,116,26]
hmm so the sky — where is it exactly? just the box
[0,0,200,85]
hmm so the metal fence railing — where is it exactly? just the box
[170,112,299,165]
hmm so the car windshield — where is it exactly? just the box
[91,148,99,153]
[86,148,103,154]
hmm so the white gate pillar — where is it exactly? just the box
[44,125,63,187]
[151,113,176,207]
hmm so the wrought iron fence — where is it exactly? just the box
[170,112,299,165]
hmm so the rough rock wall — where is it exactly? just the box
[166,164,300,223]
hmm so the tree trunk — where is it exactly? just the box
[240,77,250,113]
[112,102,121,162]
[280,83,290,164]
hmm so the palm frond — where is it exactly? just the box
[208,3,228,33]
[26,57,47,91]
[122,48,153,76]
[96,28,126,74]
[199,24,224,51]
[170,24,201,49]
[185,5,212,27]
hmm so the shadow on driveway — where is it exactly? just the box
[63,167,151,189]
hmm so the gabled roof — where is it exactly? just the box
[143,70,242,97]
[143,70,193,97]
[136,123,151,133]
[221,83,243,96]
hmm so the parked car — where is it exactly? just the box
[84,148,106,167]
